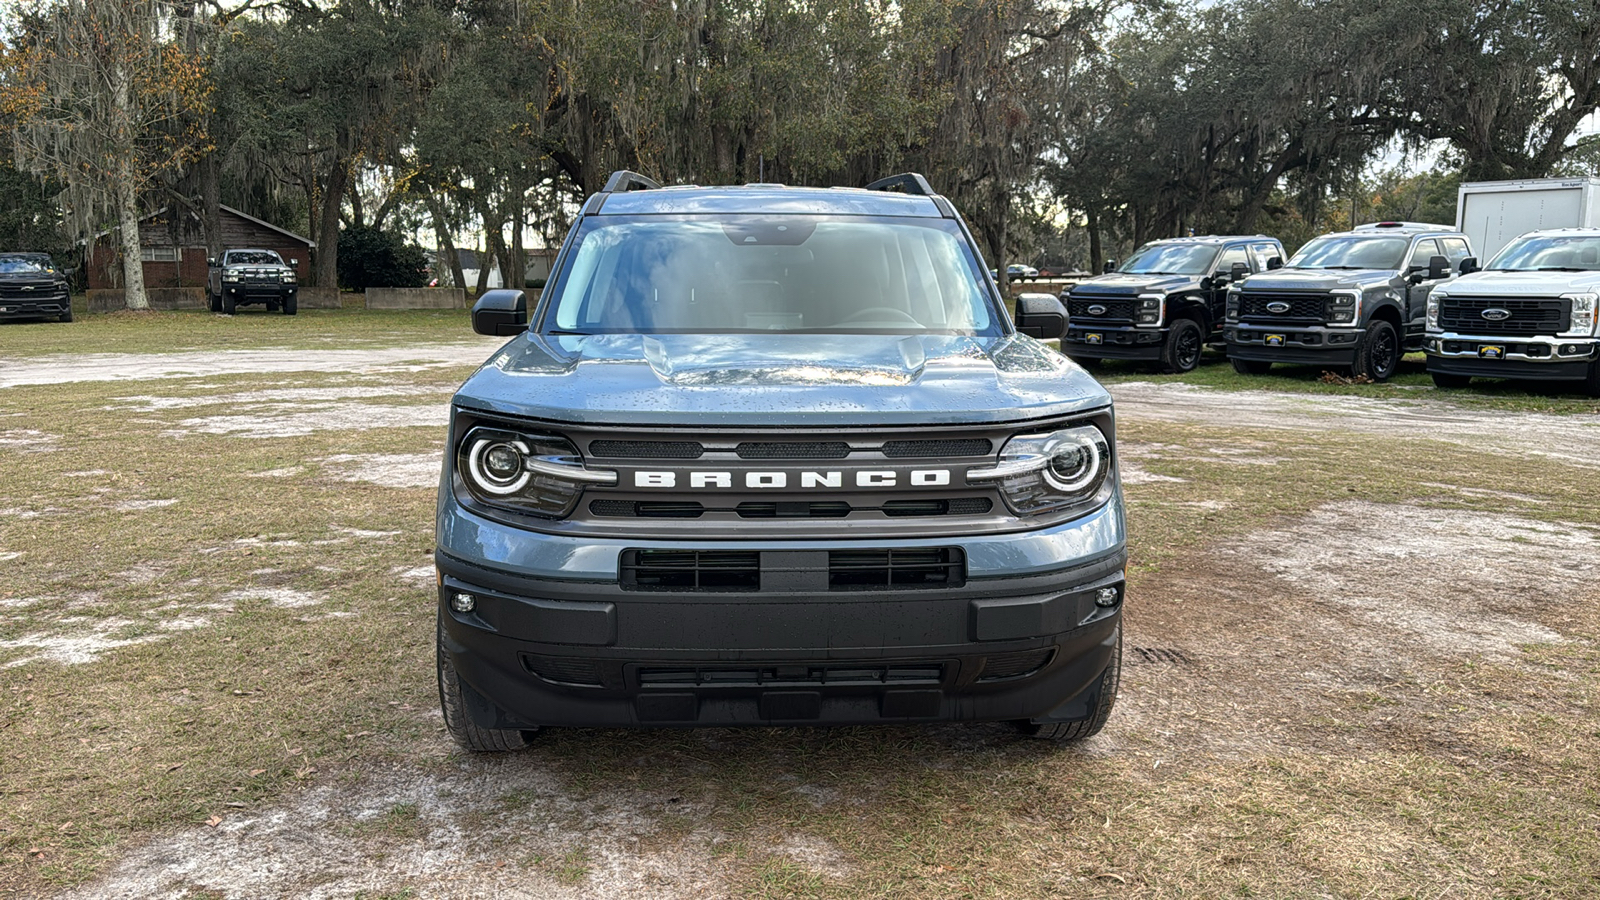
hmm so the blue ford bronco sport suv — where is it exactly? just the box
[436,172,1126,750]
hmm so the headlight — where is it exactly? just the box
[457,426,616,519]
[1225,287,1241,323]
[1329,291,1359,325]
[1561,293,1598,337]
[1427,290,1446,331]
[280,272,296,283]
[966,424,1112,516]
[222,272,241,282]
[1137,293,1164,326]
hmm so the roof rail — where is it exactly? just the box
[864,173,936,196]
[602,170,662,193]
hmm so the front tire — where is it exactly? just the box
[283,294,297,315]
[59,307,73,323]
[1431,371,1472,389]
[1160,318,1204,374]
[1014,628,1121,742]
[1231,357,1272,375]
[210,291,222,313]
[1354,319,1400,381]
[438,620,536,752]
[1585,360,1600,399]
[222,292,235,315]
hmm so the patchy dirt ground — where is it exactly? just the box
[3,334,1599,899]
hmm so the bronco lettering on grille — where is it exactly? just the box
[633,469,954,489]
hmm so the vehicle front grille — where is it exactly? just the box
[735,441,850,459]
[591,497,992,519]
[620,550,761,591]
[1239,292,1329,322]
[881,439,991,458]
[618,548,966,591]
[827,548,965,590]
[637,662,945,688]
[0,280,64,302]
[1437,297,1571,336]
[1066,296,1136,322]
[589,440,704,459]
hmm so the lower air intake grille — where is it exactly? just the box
[621,550,760,591]
[977,648,1055,681]
[590,500,705,518]
[828,548,965,590]
[521,655,605,686]
[637,662,945,688]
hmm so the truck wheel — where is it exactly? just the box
[438,621,536,752]
[1160,318,1204,374]
[1231,358,1271,375]
[1431,371,1472,389]
[222,293,235,315]
[1586,361,1600,399]
[210,292,222,313]
[283,295,297,315]
[1354,320,1400,381]
[59,307,73,323]
[1013,628,1121,742]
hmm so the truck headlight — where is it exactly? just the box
[1225,288,1241,323]
[222,272,241,283]
[966,424,1112,516]
[280,272,296,283]
[457,426,616,519]
[1137,293,1163,326]
[1329,292,1359,324]
[1427,291,1445,331]
[1561,293,1598,337]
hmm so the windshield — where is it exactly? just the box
[1118,243,1217,275]
[226,250,284,266]
[0,257,50,274]
[1489,235,1600,271]
[541,215,1001,335]
[1288,236,1409,270]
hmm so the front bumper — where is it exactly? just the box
[0,293,71,319]
[1062,324,1165,361]
[1225,323,1361,365]
[437,547,1125,729]
[223,282,296,304]
[1425,335,1597,381]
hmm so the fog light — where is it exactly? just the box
[450,592,477,613]
[1560,344,1582,355]
[1095,587,1120,608]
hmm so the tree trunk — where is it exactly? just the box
[1087,207,1103,274]
[510,182,526,292]
[117,177,149,310]
[316,148,348,289]
[425,194,466,290]
[201,151,222,261]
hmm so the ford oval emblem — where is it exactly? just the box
[1087,304,1107,316]
[1481,307,1512,321]
[1266,301,1290,314]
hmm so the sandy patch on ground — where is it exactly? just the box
[0,614,210,667]
[1228,501,1586,660]
[167,403,447,438]
[0,343,504,388]
[0,429,59,452]
[63,764,750,900]
[323,452,443,489]
[220,587,323,609]
[1109,381,1600,468]
[115,498,179,511]
[112,384,453,411]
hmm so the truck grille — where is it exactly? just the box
[637,662,945,688]
[1437,297,1571,336]
[1239,292,1329,322]
[619,548,966,591]
[1066,296,1136,322]
[0,280,65,302]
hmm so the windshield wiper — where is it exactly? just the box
[1534,266,1591,272]
[545,329,593,336]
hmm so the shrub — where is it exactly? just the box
[336,226,428,291]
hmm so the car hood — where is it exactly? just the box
[1068,273,1201,296]
[1238,268,1397,292]
[453,333,1112,426]
[1442,270,1600,296]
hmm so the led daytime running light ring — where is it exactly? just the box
[467,437,533,495]
[1041,434,1103,493]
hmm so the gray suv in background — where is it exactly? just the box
[1061,235,1285,373]
[435,172,1128,750]
[1225,222,1473,380]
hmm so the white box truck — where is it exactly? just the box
[1456,178,1600,264]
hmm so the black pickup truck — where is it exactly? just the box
[1060,236,1285,373]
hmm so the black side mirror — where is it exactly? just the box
[1015,293,1068,340]
[289,259,299,267]
[1266,255,1283,270]
[1457,256,1478,276]
[207,257,217,267]
[1428,254,1450,280]
[1200,276,1217,291]
[1230,262,1249,283]
[472,289,528,336]
[1101,260,1117,274]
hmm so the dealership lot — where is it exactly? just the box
[2,311,1597,899]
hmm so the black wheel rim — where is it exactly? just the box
[1373,327,1397,378]
[1175,326,1201,370]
